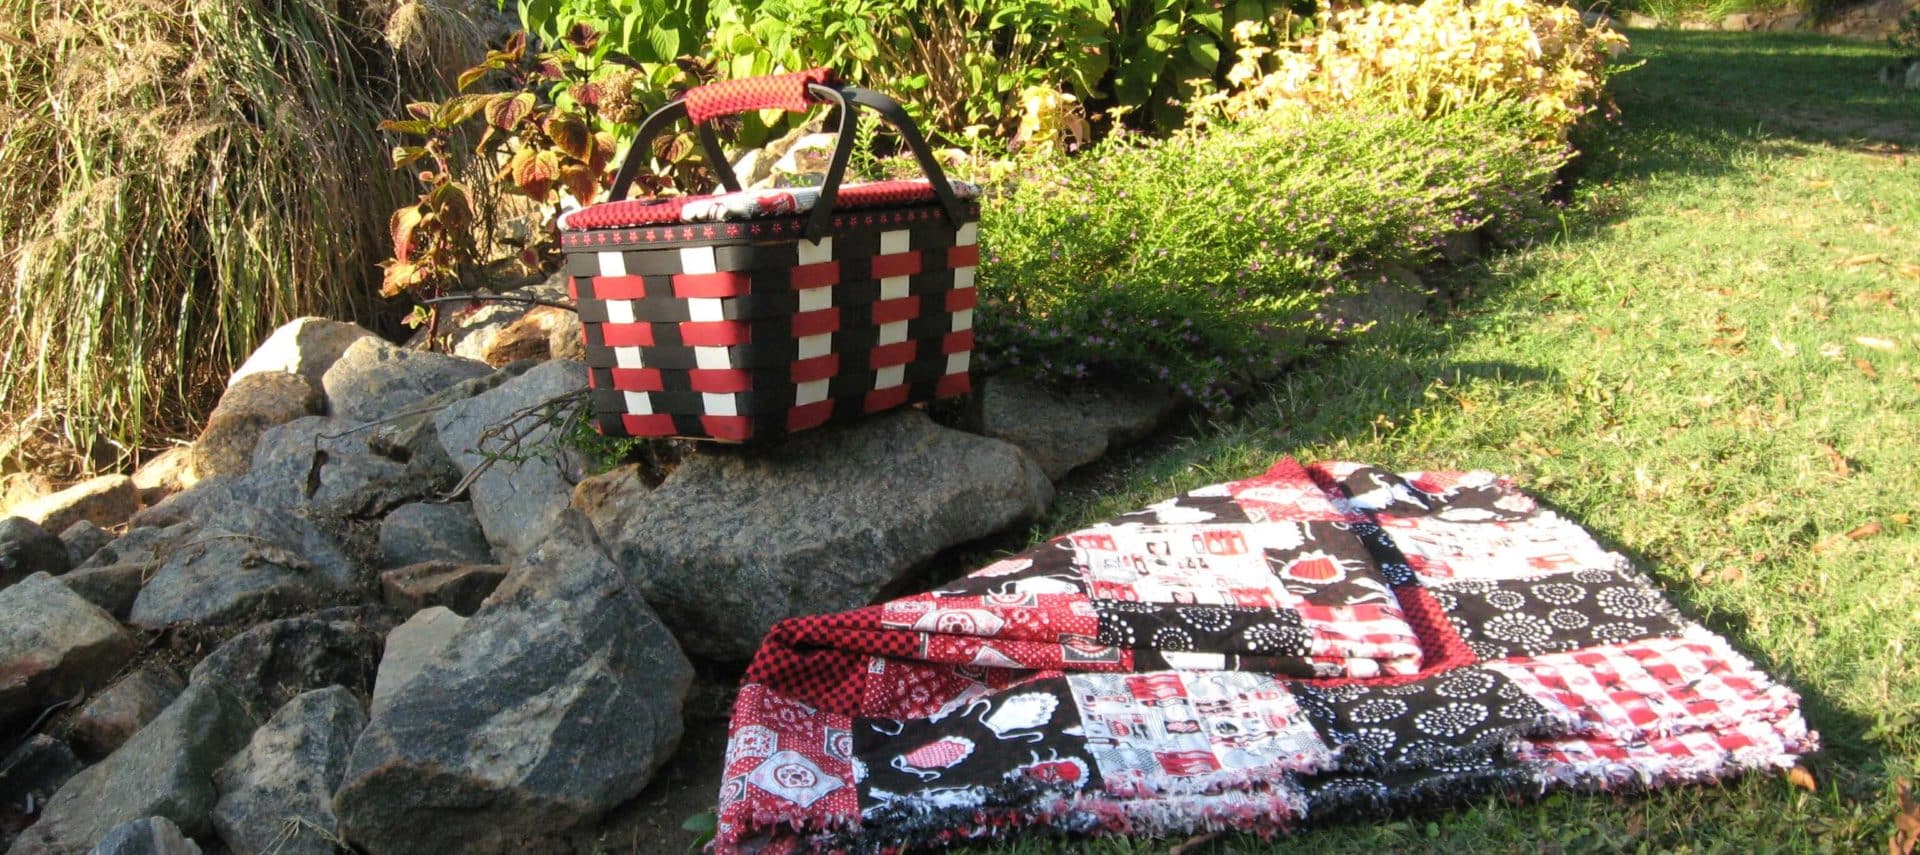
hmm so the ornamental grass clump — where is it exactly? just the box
[977,102,1566,408]
[0,0,471,467]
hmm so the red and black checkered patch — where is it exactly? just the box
[562,206,979,442]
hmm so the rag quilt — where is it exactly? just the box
[715,459,1816,853]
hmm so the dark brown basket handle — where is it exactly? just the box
[607,76,968,242]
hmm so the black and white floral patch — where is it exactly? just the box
[1431,568,1688,661]
[1291,667,1555,771]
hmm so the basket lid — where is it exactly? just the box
[560,178,980,232]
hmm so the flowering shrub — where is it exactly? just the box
[977,102,1565,408]
[1197,0,1629,141]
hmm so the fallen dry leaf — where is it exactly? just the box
[1787,765,1818,792]
[1857,358,1881,379]
[1818,442,1851,478]
[1895,513,1912,526]
[1843,253,1888,268]
[1812,521,1884,554]
[1899,264,1920,281]
[1808,180,1835,190]
[1857,290,1898,306]
[1856,335,1900,352]
[1893,778,1918,855]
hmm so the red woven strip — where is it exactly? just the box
[936,373,971,398]
[790,261,840,290]
[787,401,834,432]
[864,385,911,413]
[945,287,977,312]
[678,321,750,347]
[600,323,655,347]
[870,251,923,280]
[941,330,974,354]
[947,244,980,269]
[688,369,753,394]
[700,415,755,442]
[871,296,920,325]
[836,180,950,209]
[792,308,840,338]
[791,354,839,383]
[564,196,695,230]
[592,275,647,300]
[566,278,581,301]
[683,68,837,125]
[869,341,917,368]
[673,271,751,299]
[621,413,676,436]
[609,368,663,392]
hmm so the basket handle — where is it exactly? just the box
[607,71,968,242]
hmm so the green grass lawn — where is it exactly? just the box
[995,30,1920,853]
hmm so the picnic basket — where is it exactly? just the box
[557,69,980,442]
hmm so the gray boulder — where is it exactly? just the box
[368,607,465,717]
[321,338,490,425]
[972,375,1181,480]
[376,502,491,568]
[69,664,186,760]
[1,517,69,589]
[585,410,1053,661]
[334,512,691,854]
[57,564,150,621]
[0,736,83,819]
[0,574,138,731]
[432,360,588,563]
[8,682,257,853]
[364,361,538,481]
[212,687,365,855]
[56,521,113,571]
[8,476,137,536]
[87,817,202,855]
[191,373,326,480]
[130,448,196,509]
[378,562,505,616]
[228,318,377,389]
[188,610,387,723]
[128,507,360,630]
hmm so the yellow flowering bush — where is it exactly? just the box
[1198,0,1629,141]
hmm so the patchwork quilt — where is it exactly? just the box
[714,460,1815,853]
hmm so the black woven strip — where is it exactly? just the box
[564,243,804,278]
[580,313,962,370]
[586,358,956,417]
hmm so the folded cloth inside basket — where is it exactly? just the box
[558,178,982,231]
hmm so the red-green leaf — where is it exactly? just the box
[391,146,429,170]
[589,131,617,174]
[502,31,528,63]
[405,101,438,120]
[564,21,601,53]
[378,119,433,137]
[389,205,425,262]
[546,113,593,162]
[533,52,567,80]
[485,92,537,131]
[573,81,604,109]
[381,260,421,298]
[429,181,473,231]
[438,94,490,127]
[456,64,491,92]
[559,162,598,205]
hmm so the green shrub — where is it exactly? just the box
[0,0,471,467]
[510,0,1298,137]
[975,102,1566,409]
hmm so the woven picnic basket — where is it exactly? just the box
[557,69,980,442]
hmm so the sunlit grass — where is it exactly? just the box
[978,29,1920,853]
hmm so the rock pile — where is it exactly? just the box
[0,275,1186,851]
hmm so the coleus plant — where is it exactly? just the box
[379,24,716,331]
